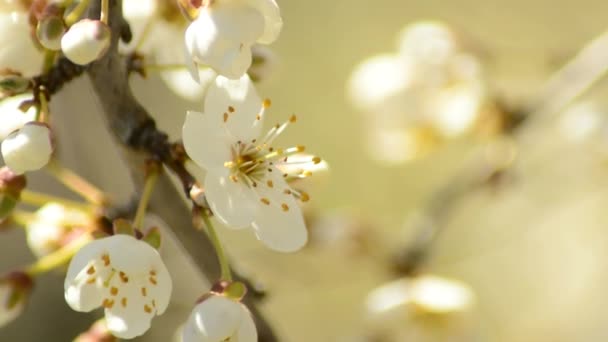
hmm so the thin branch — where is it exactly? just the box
[394,30,608,275]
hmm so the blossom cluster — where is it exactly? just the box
[0,0,322,340]
[348,21,489,164]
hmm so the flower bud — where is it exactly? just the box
[0,272,33,328]
[61,19,111,65]
[26,202,90,258]
[1,122,53,174]
[37,15,66,51]
[0,167,26,220]
[0,95,37,140]
[0,12,44,77]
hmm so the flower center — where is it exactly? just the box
[221,100,322,204]
[83,253,159,315]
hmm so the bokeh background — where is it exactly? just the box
[4,0,608,341]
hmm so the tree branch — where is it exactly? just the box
[82,1,277,340]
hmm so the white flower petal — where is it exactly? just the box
[191,295,242,341]
[204,171,257,229]
[233,305,258,342]
[184,4,264,79]
[64,263,106,312]
[0,12,44,77]
[246,0,282,44]
[64,239,105,287]
[104,283,152,339]
[64,235,172,337]
[0,95,37,140]
[252,172,308,252]
[182,111,232,172]
[1,123,53,174]
[159,67,216,102]
[181,319,206,342]
[203,75,263,142]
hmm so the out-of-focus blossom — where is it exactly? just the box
[0,5,44,77]
[26,202,91,258]
[366,275,474,319]
[348,21,488,164]
[365,275,475,340]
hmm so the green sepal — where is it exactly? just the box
[224,281,247,301]
[142,226,162,250]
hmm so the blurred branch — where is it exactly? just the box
[82,1,277,340]
[395,30,608,275]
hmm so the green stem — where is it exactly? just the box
[25,233,91,275]
[133,169,159,230]
[36,89,50,123]
[42,50,57,75]
[201,213,232,282]
[65,0,91,26]
[45,159,109,206]
[20,189,94,213]
[10,210,35,226]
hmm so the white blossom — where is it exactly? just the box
[1,122,53,174]
[183,75,318,252]
[181,294,256,342]
[64,234,172,339]
[61,19,111,65]
[182,75,321,252]
[121,1,216,101]
[26,203,91,258]
[0,9,44,77]
[184,0,282,80]
[0,95,37,140]
[366,275,474,323]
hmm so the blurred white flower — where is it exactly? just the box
[26,202,91,258]
[64,235,172,339]
[366,275,474,324]
[182,294,256,342]
[0,95,37,140]
[0,9,44,77]
[183,75,318,252]
[61,19,111,65]
[348,21,486,164]
[558,102,603,143]
[184,0,282,80]
[1,122,53,174]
